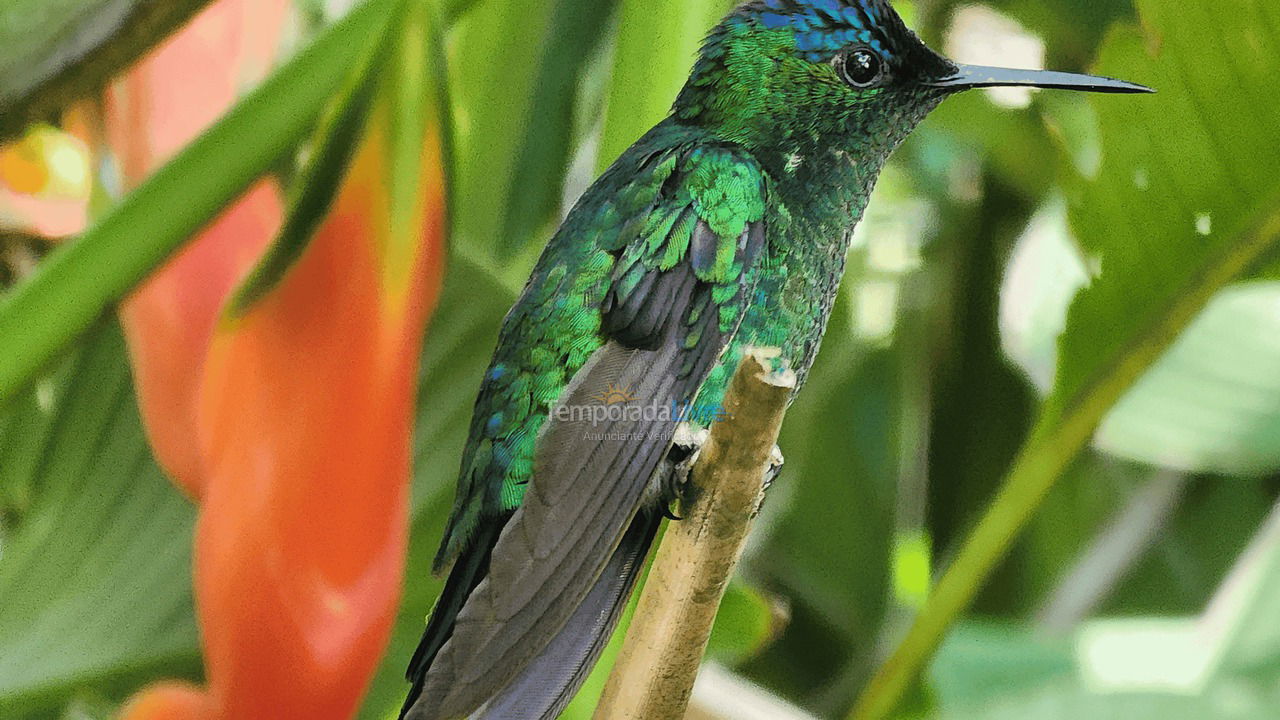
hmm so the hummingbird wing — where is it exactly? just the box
[402,139,698,713]
[473,509,661,719]
[401,135,768,720]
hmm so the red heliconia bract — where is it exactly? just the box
[112,0,291,498]
[118,183,283,497]
[110,2,447,719]
[196,116,445,718]
[119,682,213,720]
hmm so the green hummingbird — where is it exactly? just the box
[400,1,1149,718]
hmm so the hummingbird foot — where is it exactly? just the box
[658,424,710,520]
[657,426,784,521]
[755,445,786,518]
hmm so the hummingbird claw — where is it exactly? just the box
[660,425,710,517]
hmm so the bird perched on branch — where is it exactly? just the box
[400,2,1148,718]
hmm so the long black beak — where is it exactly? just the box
[929,63,1153,94]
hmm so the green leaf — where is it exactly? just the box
[1050,0,1280,434]
[928,508,1280,719]
[929,622,1075,710]
[1204,504,1280,677]
[0,323,199,718]
[0,0,214,141]
[496,0,620,259]
[929,621,1266,720]
[598,0,738,169]
[0,380,55,525]
[0,0,401,406]
[446,0,563,267]
[1004,209,1280,476]
[855,0,1280,715]
[1092,283,1280,475]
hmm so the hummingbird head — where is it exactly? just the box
[674,0,1150,155]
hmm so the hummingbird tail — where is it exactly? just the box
[401,521,502,719]
[474,510,661,719]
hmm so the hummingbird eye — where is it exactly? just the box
[838,48,885,88]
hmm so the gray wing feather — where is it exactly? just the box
[474,512,660,719]
[411,261,700,718]
[413,336,689,719]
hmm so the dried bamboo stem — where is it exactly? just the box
[594,348,795,720]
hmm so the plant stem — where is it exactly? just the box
[848,428,1077,720]
[594,349,794,720]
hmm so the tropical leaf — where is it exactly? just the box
[1050,0,1280,434]
[0,376,54,523]
[1003,209,1280,477]
[494,0,620,260]
[447,0,602,266]
[929,501,1280,719]
[0,323,200,719]
[1092,283,1280,475]
[598,0,738,168]
[931,619,1280,720]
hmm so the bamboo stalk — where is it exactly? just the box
[594,348,795,720]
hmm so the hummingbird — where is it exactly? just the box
[400,1,1149,718]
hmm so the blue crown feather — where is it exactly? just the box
[756,0,897,61]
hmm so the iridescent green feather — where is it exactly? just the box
[434,125,767,570]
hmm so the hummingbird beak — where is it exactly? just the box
[928,63,1153,94]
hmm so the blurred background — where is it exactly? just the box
[2,0,1279,718]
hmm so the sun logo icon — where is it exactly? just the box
[591,383,637,406]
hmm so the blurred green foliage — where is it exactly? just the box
[0,325,201,719]
[1,0,1280,718]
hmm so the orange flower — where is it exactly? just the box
[111,0,291,498]
[119,683,213,720]
[0,124,91,238]
[108,2,447,718]
[196,110,445,718]
[119,184,282,497]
